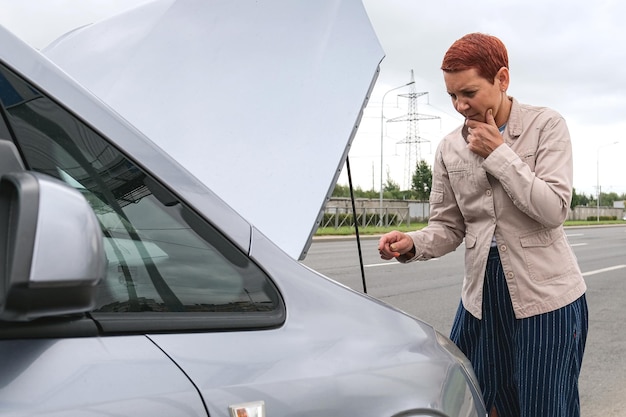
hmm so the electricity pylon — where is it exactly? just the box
[387,70,440,189]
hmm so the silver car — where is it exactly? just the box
[0,1,486,416]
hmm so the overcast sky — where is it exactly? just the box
[1,0,624,196]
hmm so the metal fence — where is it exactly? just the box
[321,206,412,228]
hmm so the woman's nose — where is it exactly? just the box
[454,98,469,114]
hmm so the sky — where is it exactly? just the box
[0,0,624,197]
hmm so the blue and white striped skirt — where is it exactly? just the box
[450,246,588,417]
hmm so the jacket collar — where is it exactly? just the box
[506,96,523,138]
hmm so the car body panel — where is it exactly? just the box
[43,0,384,260]
[0,337,207,417]
[145,228,482,417]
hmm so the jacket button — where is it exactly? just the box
[506,271,514,279]
[486,189,492,196]
[499,244,507,252]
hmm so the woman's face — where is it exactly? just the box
[443,67,509,127]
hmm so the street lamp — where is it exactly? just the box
[596,141,619,221]
[379,81,415,225]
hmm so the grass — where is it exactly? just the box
[315,220,626,236]
[316,224,427,236]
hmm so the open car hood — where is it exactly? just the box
[43,0,383,260]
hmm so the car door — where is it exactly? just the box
[0,337,208,417]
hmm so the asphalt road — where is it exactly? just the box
[302,225,626,417]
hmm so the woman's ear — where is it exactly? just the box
[496,67,510,91]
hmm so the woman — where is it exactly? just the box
[378,33,588,417]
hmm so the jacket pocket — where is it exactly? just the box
[464,232,477,249]
[463,232,477,283]
[430,190,443,204]
[448,163,475,188]
[518,148,537,172]
[519,229,575,281]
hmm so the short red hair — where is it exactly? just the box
[441,33,508,84]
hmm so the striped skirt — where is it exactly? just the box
[450,247,588,417]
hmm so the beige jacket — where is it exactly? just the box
[404,97,586,319]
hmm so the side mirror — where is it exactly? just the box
[0,171,106,321]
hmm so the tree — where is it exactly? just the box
[331,183,379,199]
[571,189,594,208]
[577,192,590,207]
[571,188,580,209]
[411,159,432,201]
[331,183,350,198]
[383,170,400,192]
[604,191,620,207]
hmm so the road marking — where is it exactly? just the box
[570,243,588,247]
[365,258,439,268]
[582,265,626,277]
[365,262,401,268]
[567,233,584,237]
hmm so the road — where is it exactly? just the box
[302,225,626,417]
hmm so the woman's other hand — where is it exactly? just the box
[378,231,415,260]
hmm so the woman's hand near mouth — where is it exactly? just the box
[464,109,504,158]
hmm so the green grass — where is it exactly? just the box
[315,224,426,236]
[565,220,626,226]
[315,220,626,236]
